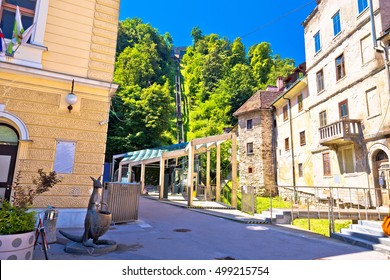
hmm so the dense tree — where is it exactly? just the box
[229,38,247,66]
[266,54,296,86]
[248,42,273,88]
[108,20,297,163]
[106,18,176,161]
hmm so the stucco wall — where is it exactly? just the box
[43,0,119,82]
[0,73,112,207]
[303,0,390,192]
[274,84,313,187]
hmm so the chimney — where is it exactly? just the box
[276,77,284,91]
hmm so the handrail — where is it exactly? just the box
[269,185,386,235]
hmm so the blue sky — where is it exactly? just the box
[119,0,317,65]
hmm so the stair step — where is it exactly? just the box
[331,233,390,255]
[267,208,292,214]
[357,220,384,230]
[339,229,390,247]
[259,211,285,218]
[349,224,386,236]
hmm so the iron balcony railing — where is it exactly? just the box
[319,119,362,145]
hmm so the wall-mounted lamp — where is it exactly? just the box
[65,79,77,113]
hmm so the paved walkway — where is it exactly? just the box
[33,196,389,260]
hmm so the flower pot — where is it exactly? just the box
[0,231,35,260]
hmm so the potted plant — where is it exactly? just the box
[0,169,61,260]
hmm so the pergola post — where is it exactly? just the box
[206,149,211,201]
[231,131,238,208]
[216,144,221,202]
[159,158,165,199]
[187,143,194,206]
[118,163,123,182]
[141,161,146,194]
[127,165,132,182]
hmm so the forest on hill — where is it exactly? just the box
[106,18,295,161]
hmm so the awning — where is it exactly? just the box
[118,132,233,166]
[121,142,188,165]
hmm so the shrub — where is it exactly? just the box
[0,169,61,235]
[0,200,37,234]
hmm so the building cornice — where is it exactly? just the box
[308,65,385,110]
[0,61,118,91]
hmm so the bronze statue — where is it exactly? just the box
[60,176,116,247]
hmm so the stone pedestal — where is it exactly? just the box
[64,241,117,255]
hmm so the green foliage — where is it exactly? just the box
[266,55,295,86]
[107,18,176,160]
[109,20,297,162]
[0,169,61,235]
[292,219,352,237]
[0,200,37,235]
[220,180,242,210]
[181,28,296,141]
[248,42,273,87]
[116,17,173,63]
[255,196,292,213]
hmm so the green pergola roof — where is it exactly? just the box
[121,142,188,164]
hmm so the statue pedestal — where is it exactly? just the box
[64,241,117,255]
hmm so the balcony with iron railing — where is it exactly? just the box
[319,119,363,146]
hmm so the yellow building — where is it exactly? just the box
[0,0,119,224]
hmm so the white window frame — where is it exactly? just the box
[332,10,341,36]
[316,69,325,93]
[340,146,356,174]
[335,53,346,81]
[319,110,327,127]
[314,31,321,53]
[357,0,368,14]
[0,0,49,68]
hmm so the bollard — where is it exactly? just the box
[43,206,58,243]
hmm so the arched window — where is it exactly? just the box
[0,124,19,144]
[375,150,388,162]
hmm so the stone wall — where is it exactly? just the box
[237,109,275,191]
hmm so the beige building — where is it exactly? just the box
[272,65,313,188]
[302,0,390,206]
[0,0,120,223]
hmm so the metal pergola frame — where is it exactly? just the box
[112,132,238,207]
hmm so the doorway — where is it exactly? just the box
[0,124,19,202]
[373,150,389,206]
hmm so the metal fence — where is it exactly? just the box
[103,182,141,223]
[270,185,388,234]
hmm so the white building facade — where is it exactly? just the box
[303,0,390,206]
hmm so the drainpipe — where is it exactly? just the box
[271,106,278,188]
[282,96,296,187]
[368,0,377,48]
